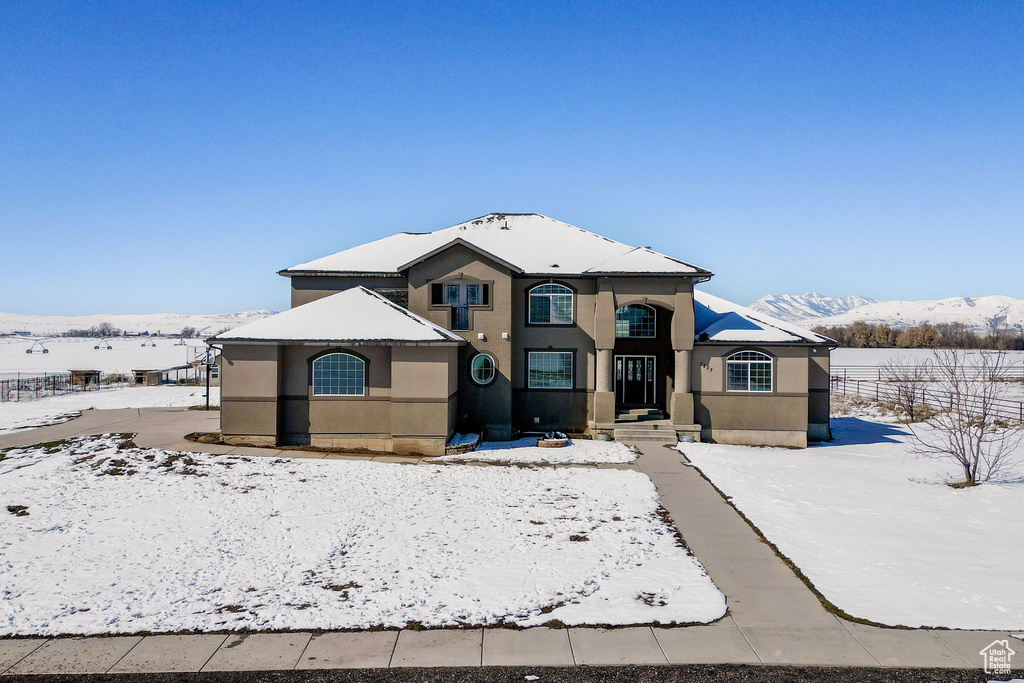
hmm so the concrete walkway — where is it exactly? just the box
[0,408,1020,675]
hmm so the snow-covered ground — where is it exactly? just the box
[832,348,1024,368]
[0,385,218,434]
[0,310,274,336]
[0,435,725,635]
[0,337,209,375]
[681,418,1024,629]
[432,437,636,465]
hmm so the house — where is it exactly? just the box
[211,213,834,455]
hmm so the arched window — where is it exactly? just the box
[312,353,365,396]
[615,304,656,338]
[528,284,573,324]
[726,351,772,392]
[470,353,496,385]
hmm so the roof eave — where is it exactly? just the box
[395,238,525,274]
[209,337,466,346]
[278,269,405,278]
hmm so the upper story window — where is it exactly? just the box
[430,280,490,330]
[615,304,656,338]
[312,352,365,396]
[726,350,772,392]
[528,284,573,325]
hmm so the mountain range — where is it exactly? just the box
[0,310,277,336]
[748,294,1024,332]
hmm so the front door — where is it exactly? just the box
[615,355,656,406]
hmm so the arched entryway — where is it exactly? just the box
[612,303,674,412]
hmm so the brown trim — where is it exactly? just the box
[309,395,391,401]
[221,396,277,402]
[695,391,808,398]
[390,397,451,404]
[809,387,830,393]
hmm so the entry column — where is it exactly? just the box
[593,279,616,424]
[669,284,695,425]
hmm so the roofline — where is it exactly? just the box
[278,270,406,278]
[208,338,466,346]
[693,339,838,347]
[279,269,715,280]
[396,237,524,273]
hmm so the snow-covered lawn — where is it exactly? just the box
[0,435,724,635]
[431,437,636,465]
[681,418,1024,630]
[0,385,219,434]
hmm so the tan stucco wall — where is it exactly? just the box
[408,244,514,439]
[691,344,817,444]
[220,344,280,438]
[290,275,408,307]
[808,347,832,439]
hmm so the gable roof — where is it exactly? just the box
[209,287,464,344]
[281,213,711,277]
[694,290,834,345]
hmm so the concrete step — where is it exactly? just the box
[613,427,678,443]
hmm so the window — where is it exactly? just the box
[726,351,772,392]
[430,280,490,330]
[470,353,496,385]
[312,352,365,396]
[528,351,573,389]
[528,284,573,324]
[615,304,656,338]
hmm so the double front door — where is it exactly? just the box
[615,355,657,406]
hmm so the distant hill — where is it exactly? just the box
[0,310,277,336]
[748,293,877,323]
[749,294,1024,333]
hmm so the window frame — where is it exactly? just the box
[526,350,575,390]
[615,303,657,338]
[310,351,367,397]
[725,350,773,393]
[469,352,497,386]
[526,282,575,327]
[428,277,494,330]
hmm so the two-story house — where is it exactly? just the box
[211,213,833,455]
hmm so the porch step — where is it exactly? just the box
[613,425,679,444]
[615,408,666,422]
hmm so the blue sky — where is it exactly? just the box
[2,1,1022,315]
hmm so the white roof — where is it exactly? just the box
[210,287,464,344]
[283,213,709,277]
[694,290,833,344]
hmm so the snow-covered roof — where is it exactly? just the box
[282,213,711,277]
[694,290,834,344]
[209,287,464,344]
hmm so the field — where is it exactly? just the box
[0,336,209,376]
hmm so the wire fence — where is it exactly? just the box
[0,372,130,403]
[831,376,1024,424]
[831,364,1024,382]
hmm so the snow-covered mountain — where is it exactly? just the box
[750,294,1024,332]
[0,310,277,336]
[748,293,877,323]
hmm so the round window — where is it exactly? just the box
[470,353,496,385]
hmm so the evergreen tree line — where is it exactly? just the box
[811,321,1024,350]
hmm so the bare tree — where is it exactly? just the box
[909,349,1023,486]
[880,354,932,422]
[180,326,197,339]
